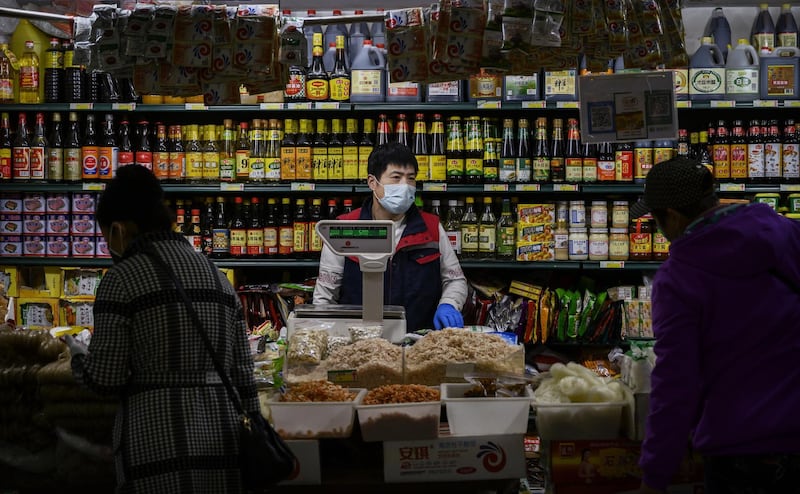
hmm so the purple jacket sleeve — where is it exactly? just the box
[639,268,703,490]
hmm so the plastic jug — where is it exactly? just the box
[752,3,776,53]
[10,19,49,103]
[349,40,386,103]
[349,10,371,65]
[324,10,349,65]
[705,7,732,60]
[323,41,336,74]
[759,46,800,100]
[689,37,726,101]
[371,9,386,49]
[777,3,798,48]
[726,39,760,101]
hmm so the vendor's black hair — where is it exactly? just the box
[96,165,173,232]
[367,142,418,179]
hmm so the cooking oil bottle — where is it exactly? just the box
[18,41,40,104]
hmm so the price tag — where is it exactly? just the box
[185,103,208,110]
[220,183,244,192]
[522,101,546,109]
[676,100,691,109]
[287,102,312,110]
[600,261,625,269]
[260,103,283,110]
[484,183,508,192]
[112,103,136,111]
[719,183,746,192]
[515,183,541,191]
[784,100,800,108]
[553,183,579,192]
[291,182,315,191]
[82,183,106,191]
[422,183,447,192]
[710,100,735,108]
[69,103,93,110]
[314,102,340,110]
[556,101,579,109]
[780,184,800,192]
[327,370,358,384]
[753,100,778,108]
[476,100,501,109]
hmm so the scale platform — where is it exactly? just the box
[288,304,407,344]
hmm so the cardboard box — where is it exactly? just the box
[383,434,526,482]
[517,204,555,225]
[59,298,95,329]
[517,223,554,244]
[62,268,104,298]
[516,241,555,262]
[17,297,59,330]
[0,266,18,297]
[46,193,70,213]
[18,266,62,297]
[0,236,22,257]
[279,440,321,485]
[548,439,704,488]
[0,195,22,214]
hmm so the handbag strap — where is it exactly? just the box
[145,248,247,418]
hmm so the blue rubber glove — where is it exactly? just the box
[433,304,463,330]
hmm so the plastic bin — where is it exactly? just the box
[267,388,366,439]
[532,400,624,440]
[441,383,532,436]
[357,401,441,442]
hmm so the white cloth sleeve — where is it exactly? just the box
[437,223,468,311]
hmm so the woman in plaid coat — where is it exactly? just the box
[69,165,259,493]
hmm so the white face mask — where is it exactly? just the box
[375,180,416,215]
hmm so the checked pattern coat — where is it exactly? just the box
[72,231,259,493]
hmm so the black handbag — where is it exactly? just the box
[147,250,296,491]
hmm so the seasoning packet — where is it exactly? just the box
[386,7,429,83]
[463,373,531,397]
[530,0,564,47]
[232,5,279,71]
[432,0,486,80]
[171,5,214,68]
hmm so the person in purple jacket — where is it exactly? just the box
[633,157,800,494]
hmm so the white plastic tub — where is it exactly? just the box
[268,388,366,439]
[357,401,441,442]
[532,400,625,440]
[441,383,532,436]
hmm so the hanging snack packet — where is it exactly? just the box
[434,0,486,78]
[123,3,153,58]
[172,5,214,68]
[233,4,279,71]
[530,0,564,47]
[604,0,629,51]
[386,7,429,83]
[143,4,176,60]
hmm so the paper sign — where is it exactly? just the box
[515,184,541,191]
[220,183,244,192]
[422,183,447,192]
[484,184,508,191]
[291,182,315,191]
[579,72,679,144]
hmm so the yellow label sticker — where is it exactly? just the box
[291,182,315,191]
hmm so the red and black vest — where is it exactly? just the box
[339,198,442,332]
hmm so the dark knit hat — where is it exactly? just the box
[630,157,715,219]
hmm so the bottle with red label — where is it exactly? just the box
[712,120,731,180]
[99,114,118,180]
[0,113,12,180]
[153,123,169,180]
[13,113,31,181]
[614,142,634,182]
[730,120,748,182]
[117,120,134,168]
[47,113,64,182]
[564,118,582,182]
[278,197,294,257]
[747,119,765,181]
[30,112,47,180]
[184,208,202,253]
[135,120,153,170]
[81,114,99,180]
[783,119,799,183]
[597,141,615,182]
[246,197,264,258]
[168,125,185,182]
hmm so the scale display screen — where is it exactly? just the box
[328,226,389,240]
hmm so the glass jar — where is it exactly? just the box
[588,228,609,260]
[556,201,569,223]
[568,227,588,260]
[590,201,608,228]
[609,228,629,260]
[554,219,569,261]
[612,200,629,228]
[629,216,653,260]
[569,200,586,228]
[653,230,670,261]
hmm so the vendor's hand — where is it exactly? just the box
[433,304,463,330]
[61,335,88,357]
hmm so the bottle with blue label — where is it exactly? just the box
[689,37,726,101]
[726,39,760,101]
[705,8,732,60]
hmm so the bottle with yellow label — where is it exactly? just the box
[264,118,281,182]
[343,118,360,182]
[312,119,329,182]
[328,119,344,182]
[329,35,350,102]
[446,116,465,184]
[293,198,309,257]
[229,197,247,258]
[202,124,220,182]
[248,119,266,182]
[219,119,236,182]
[235,121,250,182]
[429,114,447,182]
[263,197,279,258]
[280,118,296,182]
[278,197,294,257]
[306,32,329,101]
[309,198,323,253]
[185,124,204,182]
[359,118,374,180]
[295,119,313,181]
[413,114,429,182]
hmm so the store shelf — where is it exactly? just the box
[0,182,88,192]
[580,184,644,194]
[161,183,359,194]
[676,100,800,110]
[212,259,321,269]
[581,261,662,270]
[460,260,582,269]
[0,257,112,267]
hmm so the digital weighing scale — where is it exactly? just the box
[287,220,407,343]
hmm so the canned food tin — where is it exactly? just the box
[71,236,96,258]
[46,194,70,213]
[0,236,22,256]
[46,236,70,257]
[23,235,47,256]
